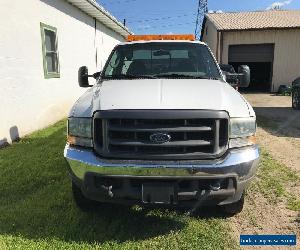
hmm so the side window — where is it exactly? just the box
[40,23,60,78]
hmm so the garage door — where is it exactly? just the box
[228,44,274,91]
[229,44,274,62]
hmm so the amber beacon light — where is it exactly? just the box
[127,34,196,42]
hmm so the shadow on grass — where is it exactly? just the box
[0,121,188,244]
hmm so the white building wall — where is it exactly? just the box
[95,20,123,70]
[0,0,124,145]
[221,29,300,92]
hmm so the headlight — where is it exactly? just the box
[229,117,256,148]
[67,117,92,147]
[230,117,256,138]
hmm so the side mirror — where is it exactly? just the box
[92,71,102,79]
[225,74,239,86]
[238,65,250,88]
[78,67,101,87]
[78,66,91,88]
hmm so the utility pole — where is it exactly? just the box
[195,0,208,40]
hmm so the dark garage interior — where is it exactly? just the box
[228,44,274,92]
[230,62,272,91]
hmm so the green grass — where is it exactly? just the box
[0,120,237,250]
[249,149,300,212]
[255,113,300,212]
[1,119,298,249]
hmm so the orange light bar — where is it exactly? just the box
[127,34,195,42]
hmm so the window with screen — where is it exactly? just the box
[40,23,60,78]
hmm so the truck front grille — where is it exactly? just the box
[93,110,229,160]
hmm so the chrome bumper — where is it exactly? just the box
[64,144,260,181]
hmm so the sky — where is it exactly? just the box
[97,0,300,34]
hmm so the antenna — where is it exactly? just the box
[195,0,208,40]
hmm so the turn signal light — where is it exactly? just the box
[229,135,257,149]
[127,34,195,42]
[67,136,93,148]
[67,135,76,145]
[248,135,257,145]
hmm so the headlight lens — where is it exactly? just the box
[68,118,92,138]
[229,117,256,148]
[229,117,256,138]
[67,118,92,147]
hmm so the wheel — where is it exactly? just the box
[292,89,300,110]
[220,193,244,216]
[72,181,99,211]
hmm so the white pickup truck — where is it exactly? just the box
[64,35,259,215]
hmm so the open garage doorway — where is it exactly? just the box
[228,44,274,92]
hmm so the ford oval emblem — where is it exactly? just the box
[149,133,171,144]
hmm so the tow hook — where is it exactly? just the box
[187,181,222,215]
[186,189,212,216]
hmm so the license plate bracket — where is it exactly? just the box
[142,183,177,204]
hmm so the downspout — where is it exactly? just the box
[220,31,224,64]
[94,17,98,68]
[216,31,220,62]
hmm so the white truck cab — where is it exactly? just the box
[64,35,259,215]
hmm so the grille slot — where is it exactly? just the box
[94,118,103,148]
[93,111,229,160]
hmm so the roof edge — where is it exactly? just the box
[66,0,133,37]
[206,9,300,15]
[204,13,220,31]
[220,26,300,32]
[205,10,300,31]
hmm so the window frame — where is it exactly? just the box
[40,22,60,79]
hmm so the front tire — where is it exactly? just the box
[220,193,245,216]
[72,181,99,211]
[292,89,300,110]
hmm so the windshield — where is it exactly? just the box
[102,42,221,80]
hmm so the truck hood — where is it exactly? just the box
[70,79,254,118]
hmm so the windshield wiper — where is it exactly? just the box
[103,74,157,80]
[205,77,221,80]
[153,73,220,80]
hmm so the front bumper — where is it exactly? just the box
[64,145,259,206]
